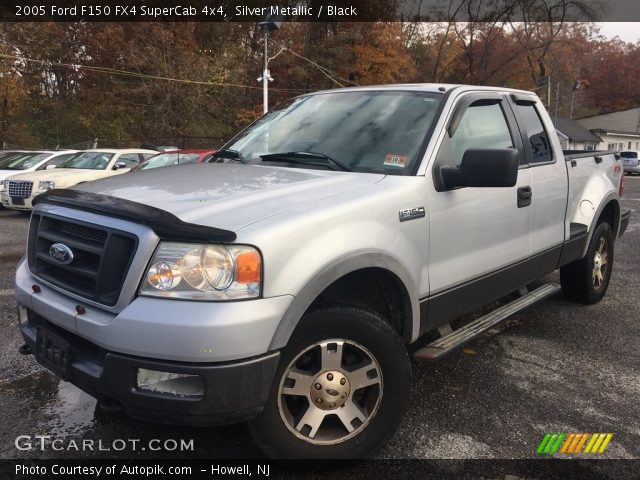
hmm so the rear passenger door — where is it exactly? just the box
[508,95,567,255]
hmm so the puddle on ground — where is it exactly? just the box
[2,371,97,435]
[43,379,98,436]
[1,370,261,458]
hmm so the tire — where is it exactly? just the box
[560,221,614,304]
[249,304,411,459]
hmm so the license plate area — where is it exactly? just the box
[36,328,72,379]
[11,197,25,205]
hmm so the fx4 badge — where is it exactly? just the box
[399,207,425,222]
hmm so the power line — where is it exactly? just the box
[0,53,310,93]
[269,43,359,87]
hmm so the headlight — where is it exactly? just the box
[139,242,261,300]
[0,180,5,192]
[38,180,55,191]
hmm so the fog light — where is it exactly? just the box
[136,368,204,398]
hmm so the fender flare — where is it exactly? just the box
[268,250,420,350]
[583,193,620,258]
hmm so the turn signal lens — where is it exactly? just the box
[236,250,261,284]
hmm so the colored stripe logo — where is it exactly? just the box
[537,433,613,454]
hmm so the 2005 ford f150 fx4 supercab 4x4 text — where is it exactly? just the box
[15,85,631,459]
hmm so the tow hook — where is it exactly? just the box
[18,344,32,355]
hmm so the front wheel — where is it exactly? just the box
[249,304,411,459]
[560,222,615,304]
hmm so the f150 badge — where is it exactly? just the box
[399,207,426,222]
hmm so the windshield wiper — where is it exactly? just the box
[208,149,247,163]
[259,151,353,172]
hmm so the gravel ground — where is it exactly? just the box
[0,179,638,469]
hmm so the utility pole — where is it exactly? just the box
[554,81,560,125]
[570,80,582,119]
[258,16,281,114]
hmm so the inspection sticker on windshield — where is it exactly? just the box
[384,153,407,167]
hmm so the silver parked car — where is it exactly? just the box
[621,150,640,174]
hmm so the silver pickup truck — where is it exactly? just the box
[15,85,630,459]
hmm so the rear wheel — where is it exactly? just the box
[560,222,614,304]
[249,304,411,459]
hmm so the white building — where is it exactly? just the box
[554,117,601,150]
[576,107,640,151]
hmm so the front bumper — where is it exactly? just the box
[1,192,35,210]
[16,258,293,362]
[19,306,280,425]
[15,254,293,425]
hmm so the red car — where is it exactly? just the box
[133,149,217,171]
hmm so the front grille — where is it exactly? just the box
[8,180,33,198]
[28,213,138,306]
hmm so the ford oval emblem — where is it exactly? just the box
[49,243,74,265]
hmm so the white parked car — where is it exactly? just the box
[0,150,78,184]
[0,148,157,210]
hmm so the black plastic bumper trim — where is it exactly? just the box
[33,189,237,244]
[20,309,278,426]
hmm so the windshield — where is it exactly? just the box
[0,152,50,170]
[225,91,443,174]
[59,152,114,170]
[0,152,24,163]
[620,151,638,159]
[138,152,201,170]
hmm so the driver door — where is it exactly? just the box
[424,93,532,328]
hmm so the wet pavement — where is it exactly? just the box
[0,179,638,461]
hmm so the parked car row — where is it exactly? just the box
[0,147,217,211]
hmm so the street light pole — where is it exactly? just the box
[258,16,280,114]
[262,28,269,114]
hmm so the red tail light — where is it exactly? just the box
[620,173,624,197]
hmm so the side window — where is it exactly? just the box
[37,153,74,170]
[117,153,142,168]
[448,103,514,167]
[514,103,552,163]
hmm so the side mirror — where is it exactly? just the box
[441,148,519,188]
[45,164,57,170]
[112,162,128,170]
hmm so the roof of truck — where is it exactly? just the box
[307,83,536,96]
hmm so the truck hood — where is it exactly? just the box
[3,168,115,187]
[72,163,384,231]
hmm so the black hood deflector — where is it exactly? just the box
[33,189,237,243]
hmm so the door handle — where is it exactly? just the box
[517,186,532,208]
